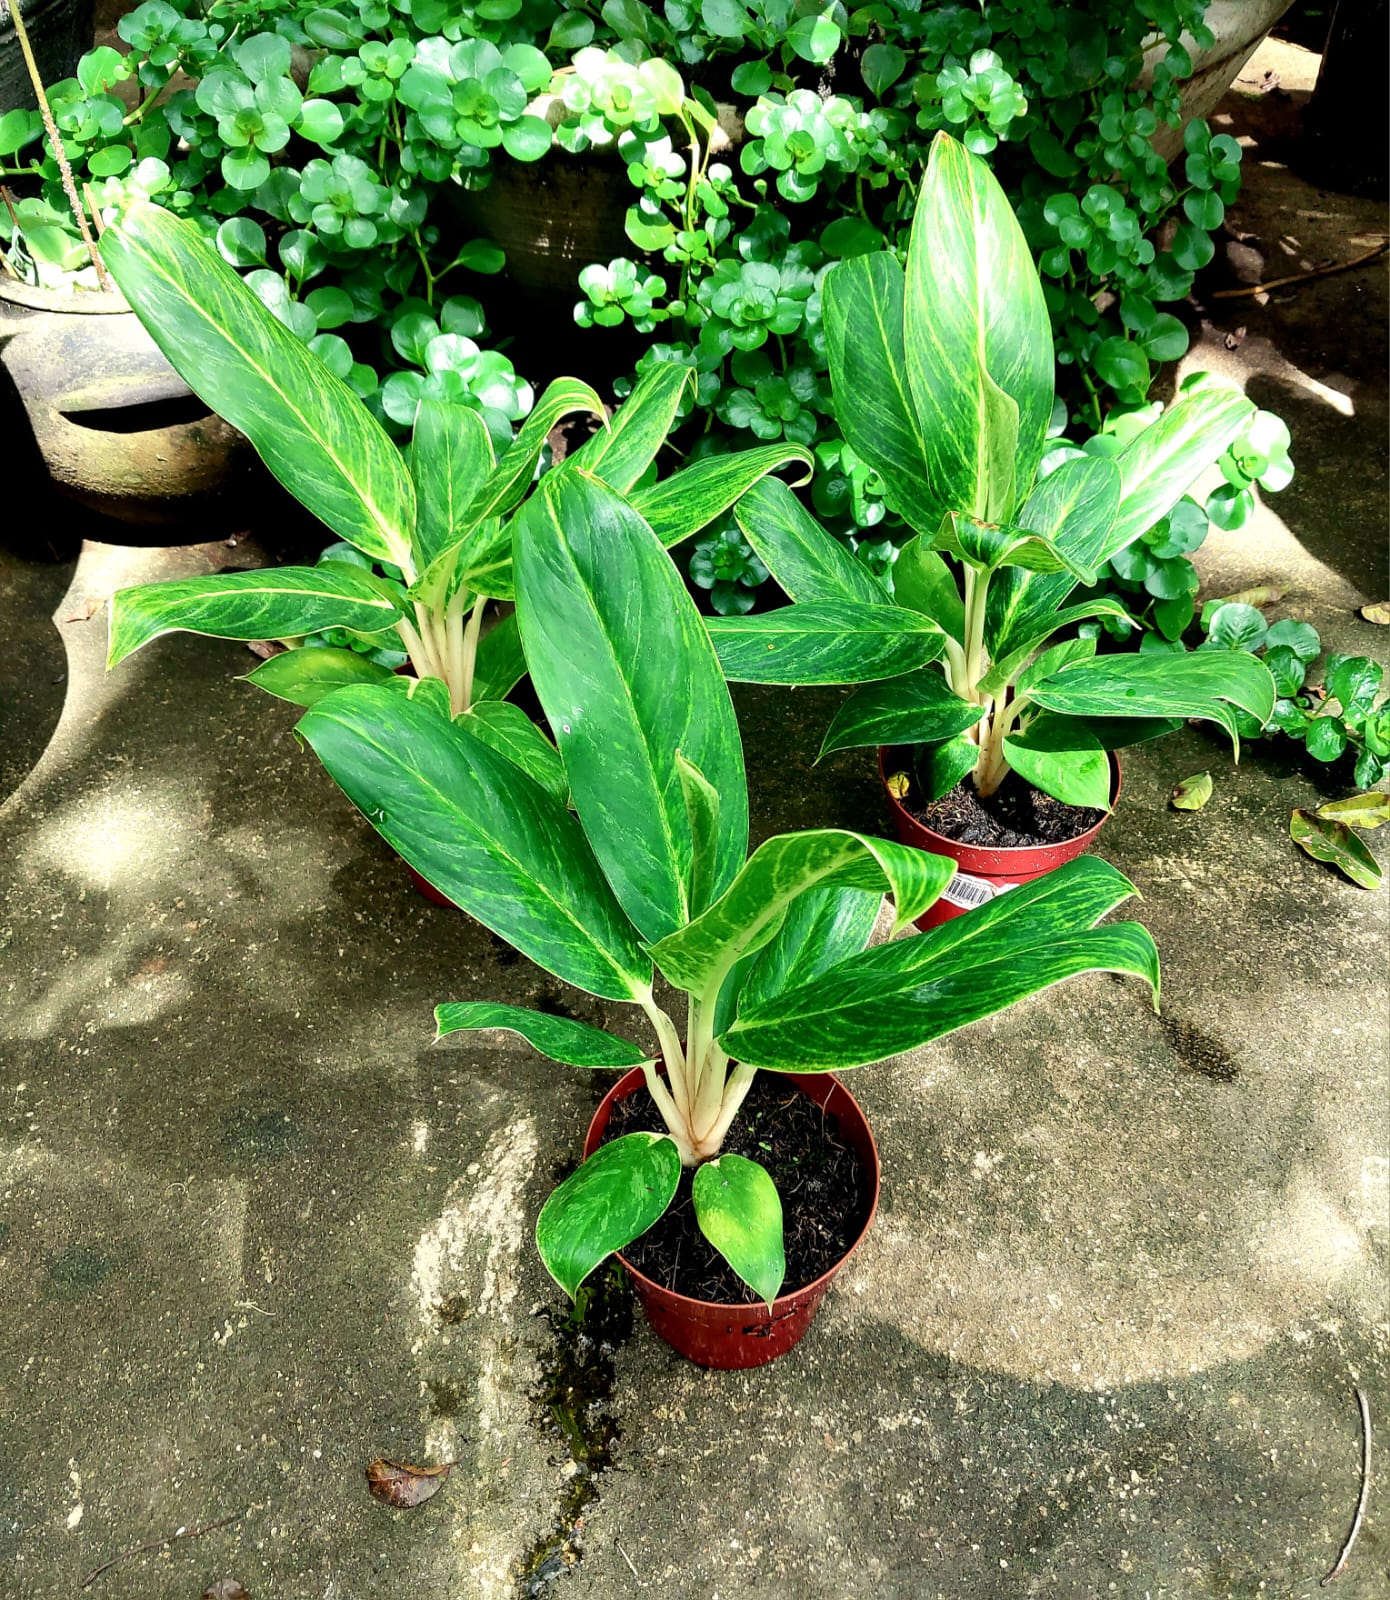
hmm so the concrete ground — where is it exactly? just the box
[1,37,1386,1600]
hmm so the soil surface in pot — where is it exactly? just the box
[893,751,1105,849]
[600,1076,873,1305]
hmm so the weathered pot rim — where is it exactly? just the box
[0,277,131,315]
[583,1065,881,1316]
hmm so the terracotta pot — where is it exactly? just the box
[879,747,1121,931]
[0,278,262,526]
[583,1066,880,1370]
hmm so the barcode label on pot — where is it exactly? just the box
[941,872,1016,910]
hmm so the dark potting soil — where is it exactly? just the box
[891,749,1105,849]
[600,1076,874,1306]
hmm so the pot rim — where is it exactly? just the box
[0,278,131,315]
[583,1065,881,1316]
[878,745,1121,865]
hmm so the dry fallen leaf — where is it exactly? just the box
[1359,601,1390,625]
[1223,325,1247,351]
[202,1581,250,1600]
[885,770,910,800]
[1207,584,1282,609]
[62,596,106,624]
[365,1457,453,1509]
[1290,809,1383,890]
[245,640,285,660]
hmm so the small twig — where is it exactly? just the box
[1321,1387,1372,1586]
[83,183,106,238]
[79,1510,244,1588]
[1212,240,1389,300]
[616,1541,641,1581]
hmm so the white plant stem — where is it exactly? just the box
[457,595,486,713]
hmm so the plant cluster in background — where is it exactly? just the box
[0,0,1294,615]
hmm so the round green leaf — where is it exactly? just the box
[215,216,268,267]
[536,1133,681,1299]
[1206,601,1267,651]
[861,43,906,97]
[692,1153,785,1307]
[501,114,552,162]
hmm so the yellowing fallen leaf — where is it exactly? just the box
[1360,601,1390,625]
[1171,772,1213,811]
[1290,809,1383,889]
[1316,791,1390,829]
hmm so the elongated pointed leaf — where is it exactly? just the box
[823,251,940,534]
[903,134,1054,518]
[723,885,881,1028]
[693,1155,785,1306]
[1111,385,1253,550]
[243,644,393,706]
[733,477,887,604]
[434,1001,649,1067]
[108,565,404,667]
[709,602,945,686]
[819,670,982,758]
[985,454,1122,659]
[413,516,511,609]
[934,512,1093,581]
[722,858,1159,1069]
[514,471,748,944]
[461,700,567,803]
[892,537,966,639]
[1003,715,1110,808]
[103,203,414,565]
[470,609,526,703]
[629,442,813,548]
[1027,652,1276,752]
[562,362,695,493]
[1317,792,1390,829]
[677,753,722,919]
[464,376,608,528]
[537,1133,681,1298]
[410,400,496,570]
[981,596,1137,697]
[298,683,650,1000]
[648,829,955,997]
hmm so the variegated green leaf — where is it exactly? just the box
[823,251,941,535]
[1111,385,1253,551]
[648,829,956,998]
[298,682,650,1000]
[242,644,393,706]
[902,134,1054,519]
[410,400,496,570]
[733,477,888,604]
[677,752,722,920]
[722,857,1158,1069]
[103,203,415,566]
[629,442,814,548]
[434,1001,649,1067]
[465,376,608,528]
[562,362,695,493]
[461,700,567,803]
[108,565,404,667]
[985,454,1122,659]
[933,512,1094,581]
[1003,715,1110,809]
[470,609,526,703]
[717,885,881,1034]
[708,602,945,685]
[819,670,982,757]
[980,596,1137,697]
[514,470,748,944]
[693,1155,785,1306]
[1027,652,1276,752]
[537,1132,681,1298]
[892,536,966,639]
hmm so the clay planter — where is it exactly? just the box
[879,747,1121,931]
[584,1066,880,1370]
[0,278,261,526]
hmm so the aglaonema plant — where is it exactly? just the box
[99,202,810,769]
[710,132,1276,814]
[296,466,1161,1307]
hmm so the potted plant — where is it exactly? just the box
[295,463,1162,1369]
[712,133,1276,923]
[0,5,257,524]
[99,200,810,870]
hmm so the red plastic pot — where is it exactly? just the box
[584,1067,880,1370]
[879,747,1121,931]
